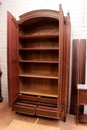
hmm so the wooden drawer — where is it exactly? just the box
[36,105,58,118]
[12,101,37,115]
[39,96,57,105]
[18,94,39,102]
[79,90,87,104]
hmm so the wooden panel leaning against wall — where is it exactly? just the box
[0,70,2,102]
[70,39,86,115]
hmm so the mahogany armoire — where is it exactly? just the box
[7,4,70,122]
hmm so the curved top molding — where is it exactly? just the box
[17,10,59,25]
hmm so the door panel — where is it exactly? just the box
[58,4,64,117]
[7,11,19,106]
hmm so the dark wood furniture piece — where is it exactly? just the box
[7,4,70,121]
[70,39,86,115]
[76,84,87,124]
[0,70,2,102]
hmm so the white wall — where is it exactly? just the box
[0,0,87,113]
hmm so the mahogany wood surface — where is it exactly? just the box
[76,87,87,124]
[70,39,86,115]
[0,70,2,102]
[63,16,71,117]
[58,3,64,118]
[7,4,70,121]
[79,40,86,84]
[7,11,19,106]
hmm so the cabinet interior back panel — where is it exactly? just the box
[19,50,58,61]
[20,77,58,97]
[19,63,58,77]
[19,38,59,49]
[19,17,59,35]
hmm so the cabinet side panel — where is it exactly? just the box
[70,39,79,114]
[70,39,86,114]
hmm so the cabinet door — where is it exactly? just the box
[7,11,19,106]
[58,4,64,117]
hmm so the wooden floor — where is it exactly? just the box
[0,102,87,130]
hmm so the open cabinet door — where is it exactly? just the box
[7,11,19,107]
[58,4,64,118]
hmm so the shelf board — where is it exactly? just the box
[20,90,58,98]
[19,34,59,39]
[19,73,58,79]
[19,60,59,63]
[19,48,59,50]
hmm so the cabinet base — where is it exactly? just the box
[12,99,65,121]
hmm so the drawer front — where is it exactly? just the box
[79,90,87,104]
[36,105,58,118]
[18,94,39,102]
[12,104,36,115]
[39,97,57,105]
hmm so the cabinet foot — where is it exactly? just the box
[16,112,18,114]
[0,96,3,102]
[63,116,66,122]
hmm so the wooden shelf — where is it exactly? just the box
[19,60,58,63]
[20,90,58,98]
[19,48,59,50]
[19,34,59,39]
[19,73,58,79]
